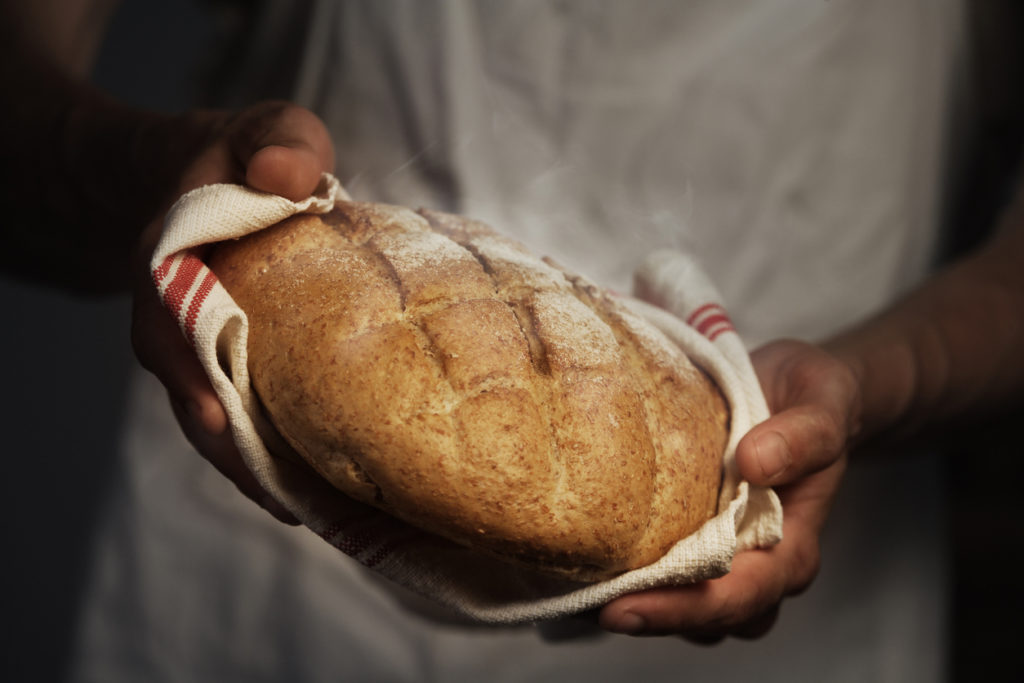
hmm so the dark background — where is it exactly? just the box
[0,1,1021,681]
[943,3,1024,680]
[0,2,215,681]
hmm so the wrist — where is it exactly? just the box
[822,330,918,445]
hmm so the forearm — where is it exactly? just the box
[0,6,217,292]
[825,187,1024,443]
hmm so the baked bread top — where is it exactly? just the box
[208,201,729,581]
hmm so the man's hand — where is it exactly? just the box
[130,102,334,524]
[598,339,857,640]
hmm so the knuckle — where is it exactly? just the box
[818,410,848,459]
[706,579,780,636]
[799,403,847,468]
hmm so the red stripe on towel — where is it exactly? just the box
[696,313,732,337]
[161,252,203,320]
[707,322,735,341]
[153,254,176,285]
[183,270,218,344]
[686,302,723,327]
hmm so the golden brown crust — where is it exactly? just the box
[208,202,729,581]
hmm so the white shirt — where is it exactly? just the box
[72,1,963,680]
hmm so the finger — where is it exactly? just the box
[598,550,788,637]
[229,103,335,201]
[683,605,779,644]
[247,145,326,201]
[131,279,299,525]
[598,462,840,638]
[169,398,299,525]
[737,344,859,487]
[174,104,334,201]
[732,605,781,640]
[736,405,844,487]
[130,286,227,436]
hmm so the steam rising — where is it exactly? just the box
[345,104,700,296]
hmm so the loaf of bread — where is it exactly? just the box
[208,201,729,581]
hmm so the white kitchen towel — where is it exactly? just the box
[151,173,782,624]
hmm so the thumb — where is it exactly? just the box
[737,410,843,487]
[176,103,335,202]
[229,102,335,201]
[736,340,860,487]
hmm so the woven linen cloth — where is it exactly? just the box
[150,173,782,624]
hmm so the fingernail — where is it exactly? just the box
[608,612,646,635]
[754,431,791,482]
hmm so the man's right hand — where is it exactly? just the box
[130,102,334,524]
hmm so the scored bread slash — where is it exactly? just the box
[151,174,782,623]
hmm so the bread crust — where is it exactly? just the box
[208,202,729,581]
